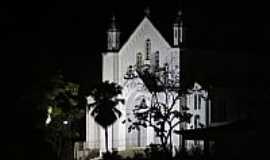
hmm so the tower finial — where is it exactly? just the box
[177,10,182,17]
[174,10,183,24]
[144,7,150,17]
[109,13,118,30]
[111,13,116,22]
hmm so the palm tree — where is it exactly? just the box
[88,81,124,153]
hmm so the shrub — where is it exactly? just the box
[102,151,123,160]
[85,149,99,160]
[117,148,145,159]
[144,144,171,160]
[174,147,188,160]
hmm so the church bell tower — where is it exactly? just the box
[173,11,183,47]
[107,15,120,51]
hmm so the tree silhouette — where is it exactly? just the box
[36,73,85,160]
[125,64,192,157]
[87,81,124,153]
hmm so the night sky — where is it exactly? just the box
[2,0,267,86]
[1,0,266,159]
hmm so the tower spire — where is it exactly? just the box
[173,10,183,47]
[107,14,120,51]
[109,13,117,31]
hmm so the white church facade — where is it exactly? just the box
[78,10,211,158]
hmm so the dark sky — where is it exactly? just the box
[2,0,267,124]
[2,0,267,83]
[2,1,267,70]
[1,0,266,159]
[2,1,267,112]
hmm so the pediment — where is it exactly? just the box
[119,17,171,54]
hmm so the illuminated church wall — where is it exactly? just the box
[85,10,211,153]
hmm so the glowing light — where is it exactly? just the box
[45,106,53,125]
[45,115,51,125]
[63,121,68,125]
[87,96,94,105]
[48,106,53,114]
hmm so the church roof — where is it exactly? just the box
[118,15,172,52]
[102,8,182,52]
[174,118,255,140]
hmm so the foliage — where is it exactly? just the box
[174,146,189,160]
[88,81,124,128]
[126,68,192,155]
[132,152,145,160]
[36,73,85,160]
[117,148,145,159]
[174,145,208,160]
[97,145,207,160]
[144,144,171,160]
[87,81,124,152]
[102,151,124,160]
[190,145,203,158]
[99,144,178,160]
[101,150,144,160]
[85,149,100,160]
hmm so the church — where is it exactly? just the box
[76,9,211,158]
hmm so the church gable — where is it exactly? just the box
[119,17,171,53]
[118,17,173,85]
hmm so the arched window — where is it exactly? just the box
[174,28,178,40]
[107,33,112,50]
[136,52,143,67]
[198,94,201,110]
[194,115,200,129]
[194,94,198,110]
[154,51,159,71]
[145,39,151,60]
[180,23,183,43]
[112,32,116,48]
[194,115,200,146]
